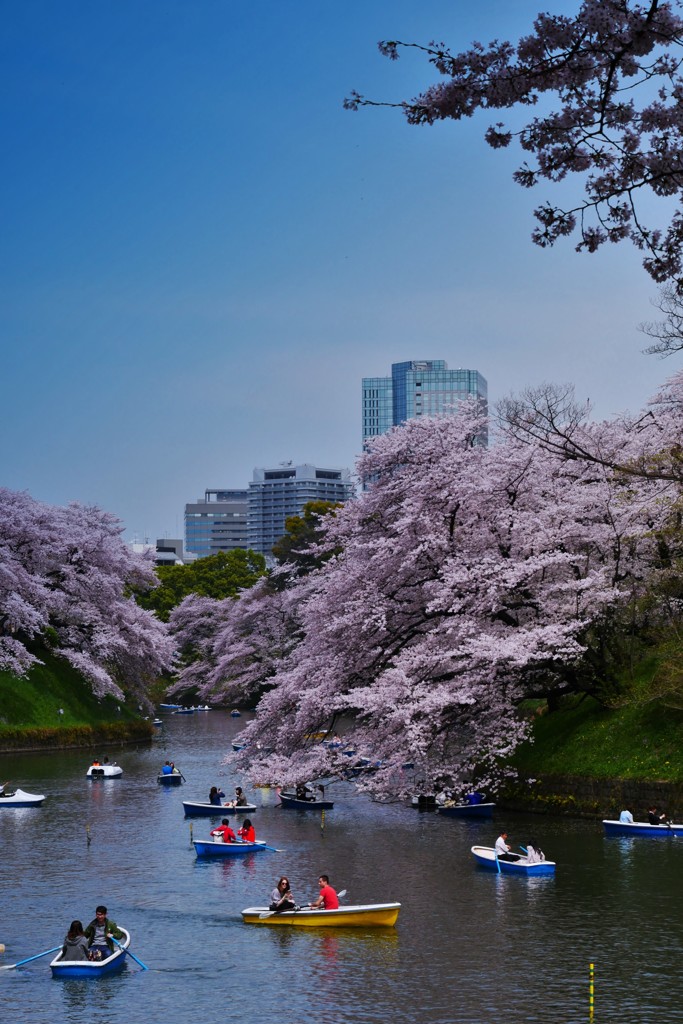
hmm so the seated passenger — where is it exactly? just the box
[237,818,255,843]
[269,876,295,913]
[208,786,226,806]
[619,809,634,823]
[161,761,173,775]
[647,806,667,825]
[525,842,545,864]
[62,920,89,961]
[210,818,236,843]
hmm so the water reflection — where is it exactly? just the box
[3,713,683,1023]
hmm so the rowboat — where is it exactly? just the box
[603,819,683,837]
[50,928,131,978]
[193,838,267,857]
[0,787,45,807]
[242,903,401,927]
[438,802,495,819]
[230,709,241,717]
[86,763,123,779]
[279,791,334,810]
[183,800,257,816]
[471,845,556,875]
[157,772,183,786]
[159,703,182,710]
[173,707,194,715]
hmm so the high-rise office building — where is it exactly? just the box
[362,360,488,444]
[185,489,248,558]
[248,463,354,556]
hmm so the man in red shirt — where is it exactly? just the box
[309,875,339,910]
[210,818,236,843]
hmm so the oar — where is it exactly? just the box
[495,853,501,874]
[110,935,148,971]
[235,839,285,853]
[258,889,347,919]
[0,945,61,970]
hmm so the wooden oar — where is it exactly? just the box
[0,945,61,970]
[110,935,148,970]
[258,889,347,919]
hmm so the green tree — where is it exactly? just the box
[137,549,266,621]
[271,501,342,572]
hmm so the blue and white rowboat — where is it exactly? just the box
[183,800,256,816]
[438,802,495,819]
[50,928,131,978]
[193,838,268,857]
[603,819,683,837]
[471,845,556,875]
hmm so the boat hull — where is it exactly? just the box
[50,928,130,977]
[183,801,256,816]
[242,903,400,927]
[194,839,266,857]
[471,846,556,875]
[603,819,683,837]
[157,773,183,785]
[438,802,495,819]
[0,788,45,807]
[86,765,123,779]
[279,793,333,810]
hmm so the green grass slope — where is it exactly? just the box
[0,646,152,749]
[512,695,683,781]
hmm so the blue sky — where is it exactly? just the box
[1,1,674,541]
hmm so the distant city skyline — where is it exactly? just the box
[2,1,673,542]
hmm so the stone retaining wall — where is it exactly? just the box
[500,774,683,819]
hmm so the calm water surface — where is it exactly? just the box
[0,711,681,1024]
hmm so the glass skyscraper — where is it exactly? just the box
[362,360,488,444]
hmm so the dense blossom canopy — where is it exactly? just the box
[0,489,174,700]
[347,1,683,284]
[172,373,682,798]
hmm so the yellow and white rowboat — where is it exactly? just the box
[241,902,400,927]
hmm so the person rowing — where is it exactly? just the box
[309,874,339,910]
[210,818,236,843]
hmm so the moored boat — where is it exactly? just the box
[438,802,495,819]
[173,707,194,715]
[159,703,182,710]
[603,819,683,837]
[241,903,400,927]
[86,763,123,779]
[0,787,45,807]
[279,791,333,810]
[193,838,267,857]
[471,845,556,875]
[183,799,257,816]
[50,928,131,978]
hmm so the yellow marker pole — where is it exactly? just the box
[86,823,91,847]
[320,809,325,833]
[589,962,594,1021]
[189,822,193,844]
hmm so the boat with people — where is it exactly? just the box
[241,902,401,927]
[49,928,131,978]
[193,838,268,857]
[182,799,257,816]
[159,703,182,710]
[438,802,495,819]
[279,788,333,810]
[86,761,123,779]
[471,845,556,875]
[230,709,241,717]
[603,819,683,837]
[172,707,194,715]
[157,772,183,786]
[0,786,45,807]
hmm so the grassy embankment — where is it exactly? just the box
[0,646,153,751]
[513,695,683,782]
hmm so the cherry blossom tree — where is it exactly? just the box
[0,489,174,701]
[173,392,678,798]
[346,0,683,284]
